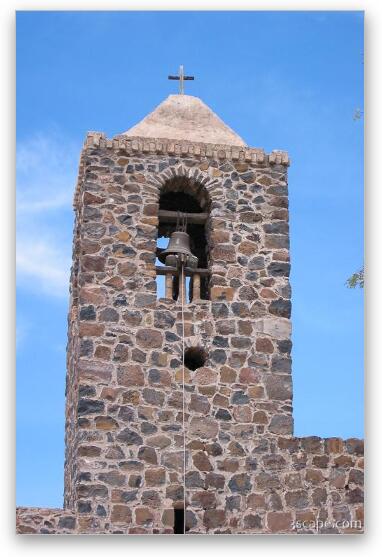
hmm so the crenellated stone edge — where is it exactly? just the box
[83,132,290,166]
[73,132,290,209]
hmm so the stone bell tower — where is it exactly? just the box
[17,88,364,535]
[63,91,293,533]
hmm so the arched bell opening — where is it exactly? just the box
[155,176,211,302]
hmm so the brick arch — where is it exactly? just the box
[159,176,210,213]
[147,163,220,208]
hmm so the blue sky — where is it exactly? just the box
[16,11,364,508]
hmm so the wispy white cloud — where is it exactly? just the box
[16,132,80,297]
[16,238,71,296]
[16,317,30,349]
[17,193,72,214]
[17,132,78,214]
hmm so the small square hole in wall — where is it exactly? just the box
[173,507,184,534]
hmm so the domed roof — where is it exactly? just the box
[123,94,246,147]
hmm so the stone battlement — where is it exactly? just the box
[85,132,290,166]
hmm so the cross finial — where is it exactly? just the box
[168,65,195,95]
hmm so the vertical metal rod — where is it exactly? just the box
[180,268,187,305]
[180,262,186,534]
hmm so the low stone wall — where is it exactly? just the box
[16,508,77,534]
[16,435,363,535]
[185,435,364,534]
[15,506,167,534]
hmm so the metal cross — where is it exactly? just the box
[168,65,194,95]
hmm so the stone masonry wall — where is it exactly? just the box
[16,134,364,534]
[16,436,364,534]
[64,149,85,509]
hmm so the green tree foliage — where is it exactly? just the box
[346,267,364,289]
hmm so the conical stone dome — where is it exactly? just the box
[123,94,246,147]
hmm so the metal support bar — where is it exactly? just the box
[158,210,208,225]
[155,265,210,277]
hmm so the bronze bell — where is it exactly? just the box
[158,231,193,264]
